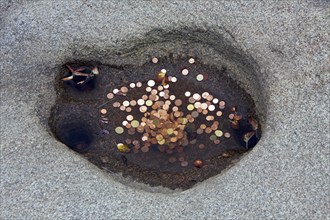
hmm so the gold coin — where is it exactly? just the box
[115,127,124,134]
[131,120,139,128]
[146,100,153,106]
[167,128,174,135]
[215,130,223,137]
[210,135,217,141]
[187,104,194,111]
[158,139,165,145]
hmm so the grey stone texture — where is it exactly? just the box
[1,0,329,219]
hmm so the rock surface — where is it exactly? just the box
[1,1,329,219]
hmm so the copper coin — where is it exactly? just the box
[107,93,114,99]
[206,94,213,101]
[194,160,203,168]
[216,111,222,117]
[100,109,107,114]
[205,127,212,134]
[200,124,206,129]
[169,156,177,163]
[198,144,205,149]
[188,97,195,103]
[141,146,149,153]
[120,87,128,93]
[181,161,188,167]
[202,109,208,115]
[130,100,137,106]
[196,128,203,134]
[112,102,120,108]
[174,99,182,106]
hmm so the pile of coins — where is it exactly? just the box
[99,57,234,167]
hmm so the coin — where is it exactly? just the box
[208,105,215,111]
[161,69,167,73]
[191,111,199,118]
[171,77,177,83]
[187,104,194,111]
[182,69,189,75]
[224,132,231,138]
[120,87,128,93]
[126,115,133,121]
[100,109,107,114]
[152,57,158,63]
[196,128,203,134]
[137,99,145,105]
[214,130,223,137]
[131,120,139,128]
[147,80,155,87]
[136,82,142,87]
[196,74,204,81]
[185,91,191,97]
[107,93,114,99]
[123,100,130,107]
[193,93,201,101]
[115,127,124,134]
[181,161,189,167]
[216,111,222,117]
[188,58,195,64]
[169,156,177,163]
[120,105,126,111]
[212,98,219,104]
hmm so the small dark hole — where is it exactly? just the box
[56,121,93,153]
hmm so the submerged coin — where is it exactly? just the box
[115,127,124,134]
